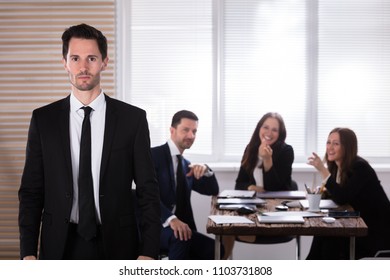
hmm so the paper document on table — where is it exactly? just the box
[258,215,305,224]
[217,198,266,205]
[218,190,256,198]
[208,215,255,224]
[299,199,339,209]
[263,211,324,217]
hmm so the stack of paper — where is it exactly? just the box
[209,215,254,224]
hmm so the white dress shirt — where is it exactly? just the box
[253,157,264,187]
[162,139,182,227]
[69,91,106,224]
[163,139,214,227]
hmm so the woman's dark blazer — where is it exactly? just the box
[235,142,294,191]
[325,157,390,257]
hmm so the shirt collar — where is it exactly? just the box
[167,138,181,157]
[70,90,105,113]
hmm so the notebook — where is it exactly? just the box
[257,215,305,224]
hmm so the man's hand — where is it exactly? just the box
[259,139,273,171]
[137,255,155,260]
[23,255,37,260]
[247,185,265,193]
[259,138,273,160]
[169,218,192,241]
[187,164,207,180]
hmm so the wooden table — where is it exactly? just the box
[206,197,368,260]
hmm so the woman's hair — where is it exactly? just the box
[241,112,287,173]
[326,127,358,186]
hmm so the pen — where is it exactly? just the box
[304,183,312,194]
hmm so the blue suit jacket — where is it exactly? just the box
[151,143,219,230]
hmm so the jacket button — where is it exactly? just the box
[64,218,69,224]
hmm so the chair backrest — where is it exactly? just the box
[374,250,390,258]
[290,179,298,191]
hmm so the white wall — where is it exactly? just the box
[191,165,390,259]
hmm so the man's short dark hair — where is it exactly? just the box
[61,23,108,60]
[171,110,198,128]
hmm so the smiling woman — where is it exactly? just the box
[307,127,390,259]
[222,112,294,259]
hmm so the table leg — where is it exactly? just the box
[349,236,355,259]
[295,236,301,260]
[215,235,221,260]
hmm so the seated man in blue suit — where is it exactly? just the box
[151,110,220,259]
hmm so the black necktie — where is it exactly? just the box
[77,106,97,240]
[175,155,196,230]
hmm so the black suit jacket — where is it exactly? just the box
[151,143,219,230]
[18,94,161,259]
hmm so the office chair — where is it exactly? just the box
[233,180,301,260]
[360,250,390,260]
[373,250,390,259]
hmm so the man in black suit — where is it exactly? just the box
[18,23,161,260]
[151,110,220,259]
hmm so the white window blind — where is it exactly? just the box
[222,0,307,160]
[122,0,214,156]
[317,0,390,159]
[0,0,115,259]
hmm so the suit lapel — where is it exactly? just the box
[163,143,177,193]
[100,95,117,185]
[59,96,73,181]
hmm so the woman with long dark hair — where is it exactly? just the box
[307,127,390,259]
[235,112,294,192]
[222,112,294,259]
